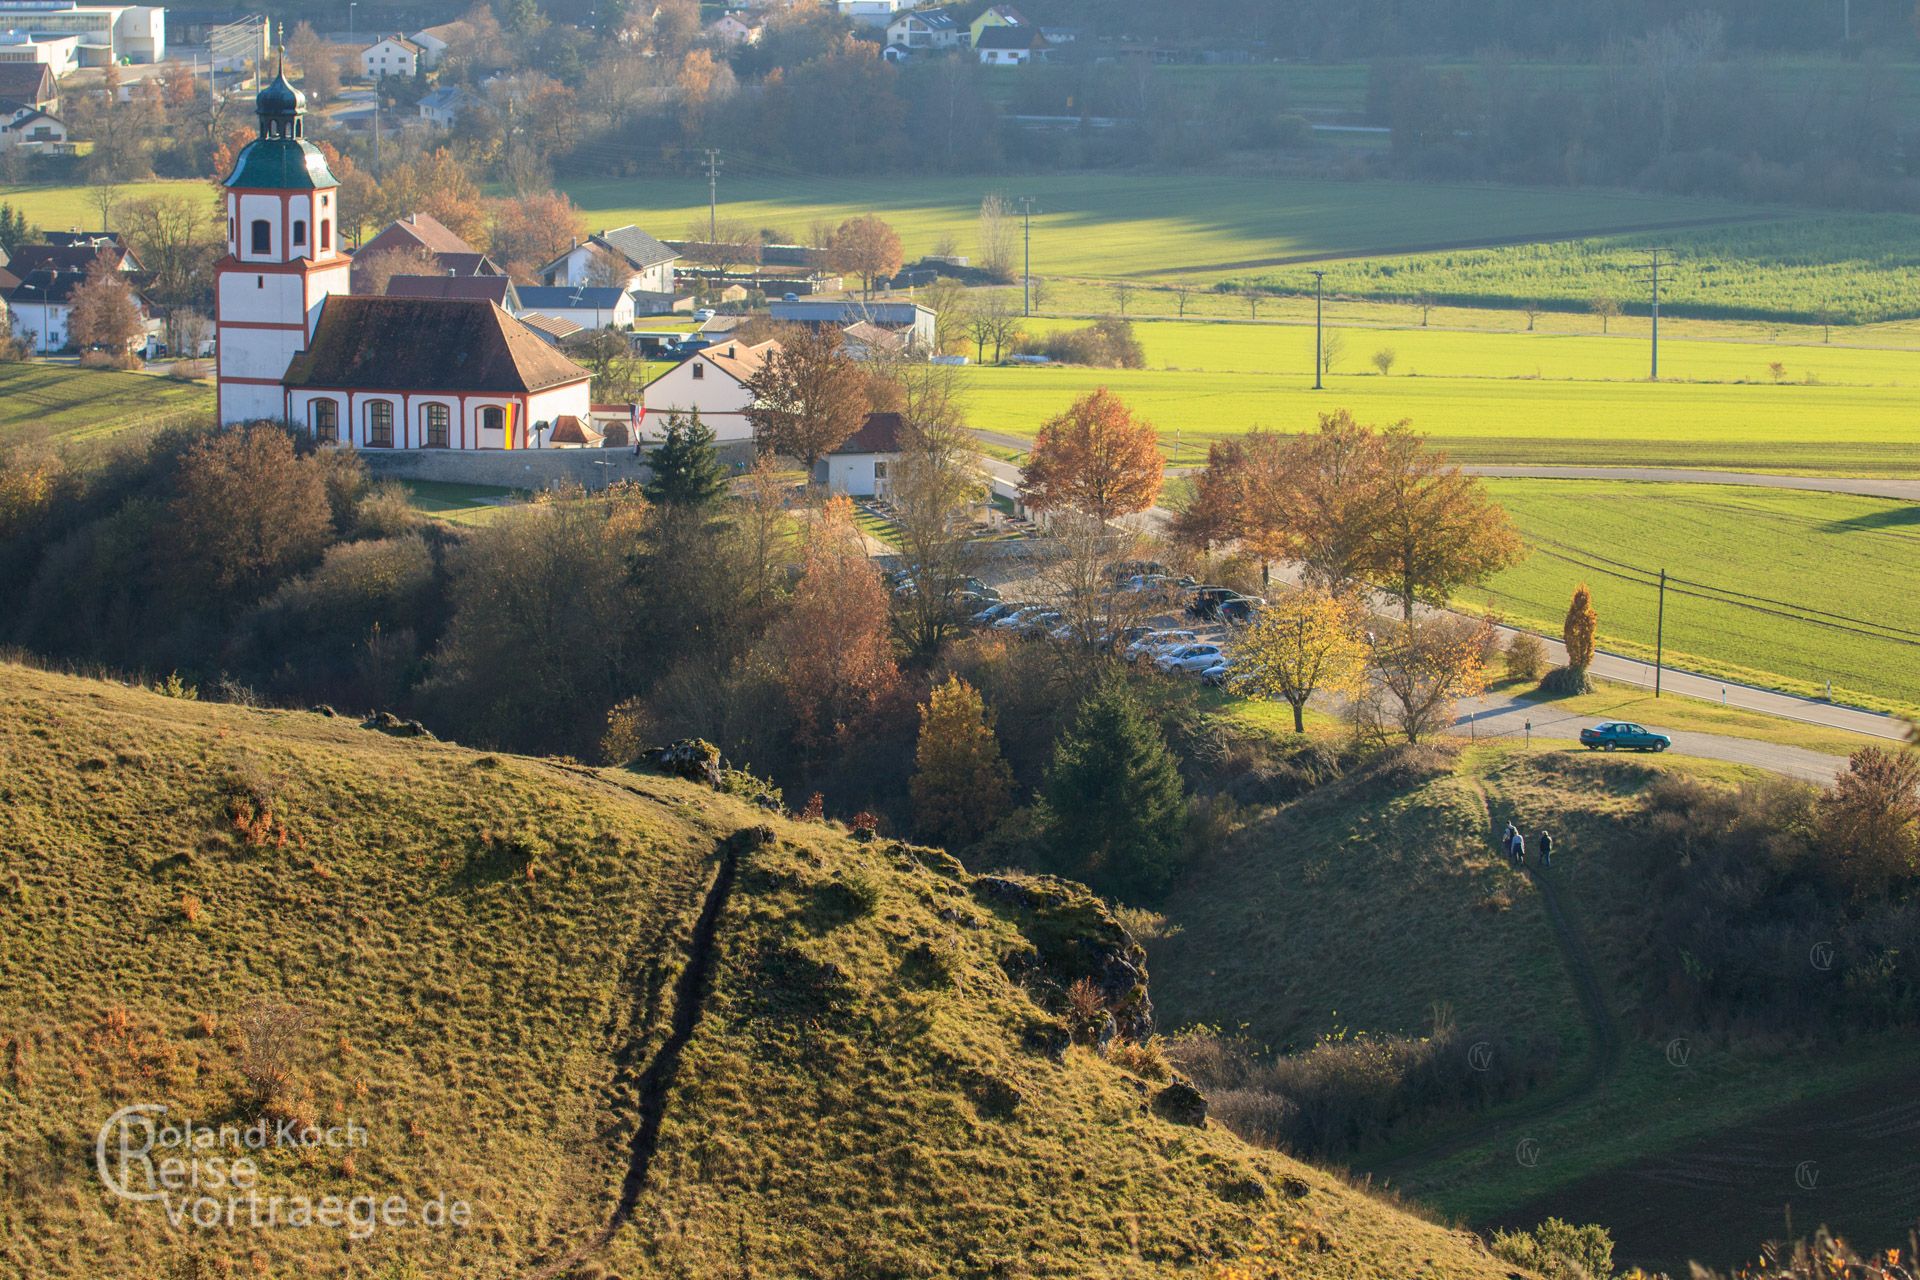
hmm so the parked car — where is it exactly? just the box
[1015,610,1062,638]
[972,601,1022,626]
[993,605,1052,631]
[1187,588,1245,620]
[1155,642,1226,675]
[1125,629,1197,662]
[1219,597,1266,626]
[1105,625,1156,653]
[1119,574,1173,594]
[1579,722,1672,752]
[1200,658,1244,688]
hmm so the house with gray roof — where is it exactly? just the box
[537,225,679,298]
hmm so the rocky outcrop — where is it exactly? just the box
[1152,1080,1208,1127]
[971,873,1154,1043]
[637,739,724,788]
[361,711,432,738]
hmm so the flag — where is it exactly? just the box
[502,401,515,450]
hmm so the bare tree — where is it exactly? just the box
[1242,286,1263,320]
[1172,281,1194,317]
[1371,347,1397,376]
[980,288,1021,363]
[888,363,988,655]
[1522,300,1543,331]
[1111,280,1136,317]
[1589,293,1621,334]
[236,999,310,1112]
[354,243,441,294]
[1415,293,1436,326]
[1319,330,1345,375]
[1028,276,1051,311]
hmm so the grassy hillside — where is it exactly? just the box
[0,362,213,451]
[0,661,1523,1279]
[1147,743,1915,1272]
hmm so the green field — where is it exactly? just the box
[1463,480,1920,712]
[0,362,214,451]
[961,363,1920,473]
[0,178,207,231]
[549,172,1761,280]
[1232,215,1920,324]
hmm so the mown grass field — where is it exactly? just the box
[0,660,1531,1279]
[0,362,214,451]
[1,178,206,233]
[960,362,1920,473]
[1464,479,1920,712]
[553,172,1761,279]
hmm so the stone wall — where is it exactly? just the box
[355,442,757,490]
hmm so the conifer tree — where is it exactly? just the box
[911,675,1013,849]
[643,410,728,510]
[1563,583,1598,670]
[1043,674,1188,900]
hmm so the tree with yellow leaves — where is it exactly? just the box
[1235,588,1369,734]
[911,675,1013,848]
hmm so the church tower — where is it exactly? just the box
[215,69,351,424]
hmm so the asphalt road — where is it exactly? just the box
[971,446,1908,769]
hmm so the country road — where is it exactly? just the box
[970,440,1909,766]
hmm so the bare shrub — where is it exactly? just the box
[235,999,309,1114]
[1505,631,1548,682]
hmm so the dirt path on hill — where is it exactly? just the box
[529,824,760,1279]
[1366,772,1621,1187]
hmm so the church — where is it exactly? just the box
[215,73,592,448]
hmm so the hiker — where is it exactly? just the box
[1511,830,1526,865]
[1502,820,1518,852]
[1538,831,1554,867]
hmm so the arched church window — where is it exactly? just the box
[311,399,338,443]
[367,400,394,448]
[292,220,306,248]
[320,221,331,251]
[250,220,271,254]
[424,403,450,448]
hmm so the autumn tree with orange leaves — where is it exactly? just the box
[776,496,899,746]
[1019,389,1162,522]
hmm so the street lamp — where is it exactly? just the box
[349,3,357,41]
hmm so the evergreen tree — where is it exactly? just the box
[911,675,1013,849]
[1043,674,1188,900]
[643,411,728,510]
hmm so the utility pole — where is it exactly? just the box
[1018,196,1034,317]
[703,149,720,244]
[1654,568,1667,697]
[1311,270,1326,390]
[372,92,381,177]
[1644,249,1665,381]
[1843,0,1852,41]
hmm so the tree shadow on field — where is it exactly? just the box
[1819,504,1920,533]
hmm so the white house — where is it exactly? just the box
[835,0,909,27]
[514,285,636,332]
[706,12,764,44]
[360,35,422,80]
[974,24,1047,64]
[0,1,164,64]
[638,338,779,444]
[409,20,465,68]
[816,411,903,499]
[537,225,679,296]
[416,84,481,128]
[886,7,963,51]
[0,31,81,75]
[0,98,65,150]
[768,297,935,352]
[1,235,146,353]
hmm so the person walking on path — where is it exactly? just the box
[1538,831,1554,868]
[1502,821,1518,857]
[1511,830,1526,865]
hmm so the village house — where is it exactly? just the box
[0,62,57,113]
[351,213,504,290]
[638,338,779,445]
[0,97,64,149]
[768,296,935,352]
[408,20,465,68]
[969,3,1030,46]
[514,285,635,332]
[360,34,423,79]
[706,12,764,44]
[518,311,582,346]
[215,72,592,445]
[816,411,904,499]
[416,84,481,128]
[385,273,520,312]
[886,7,964,52]
[975,24,1047,64]
[0,235,145,353]
[835,0,911,27]
[537,225,679,298]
